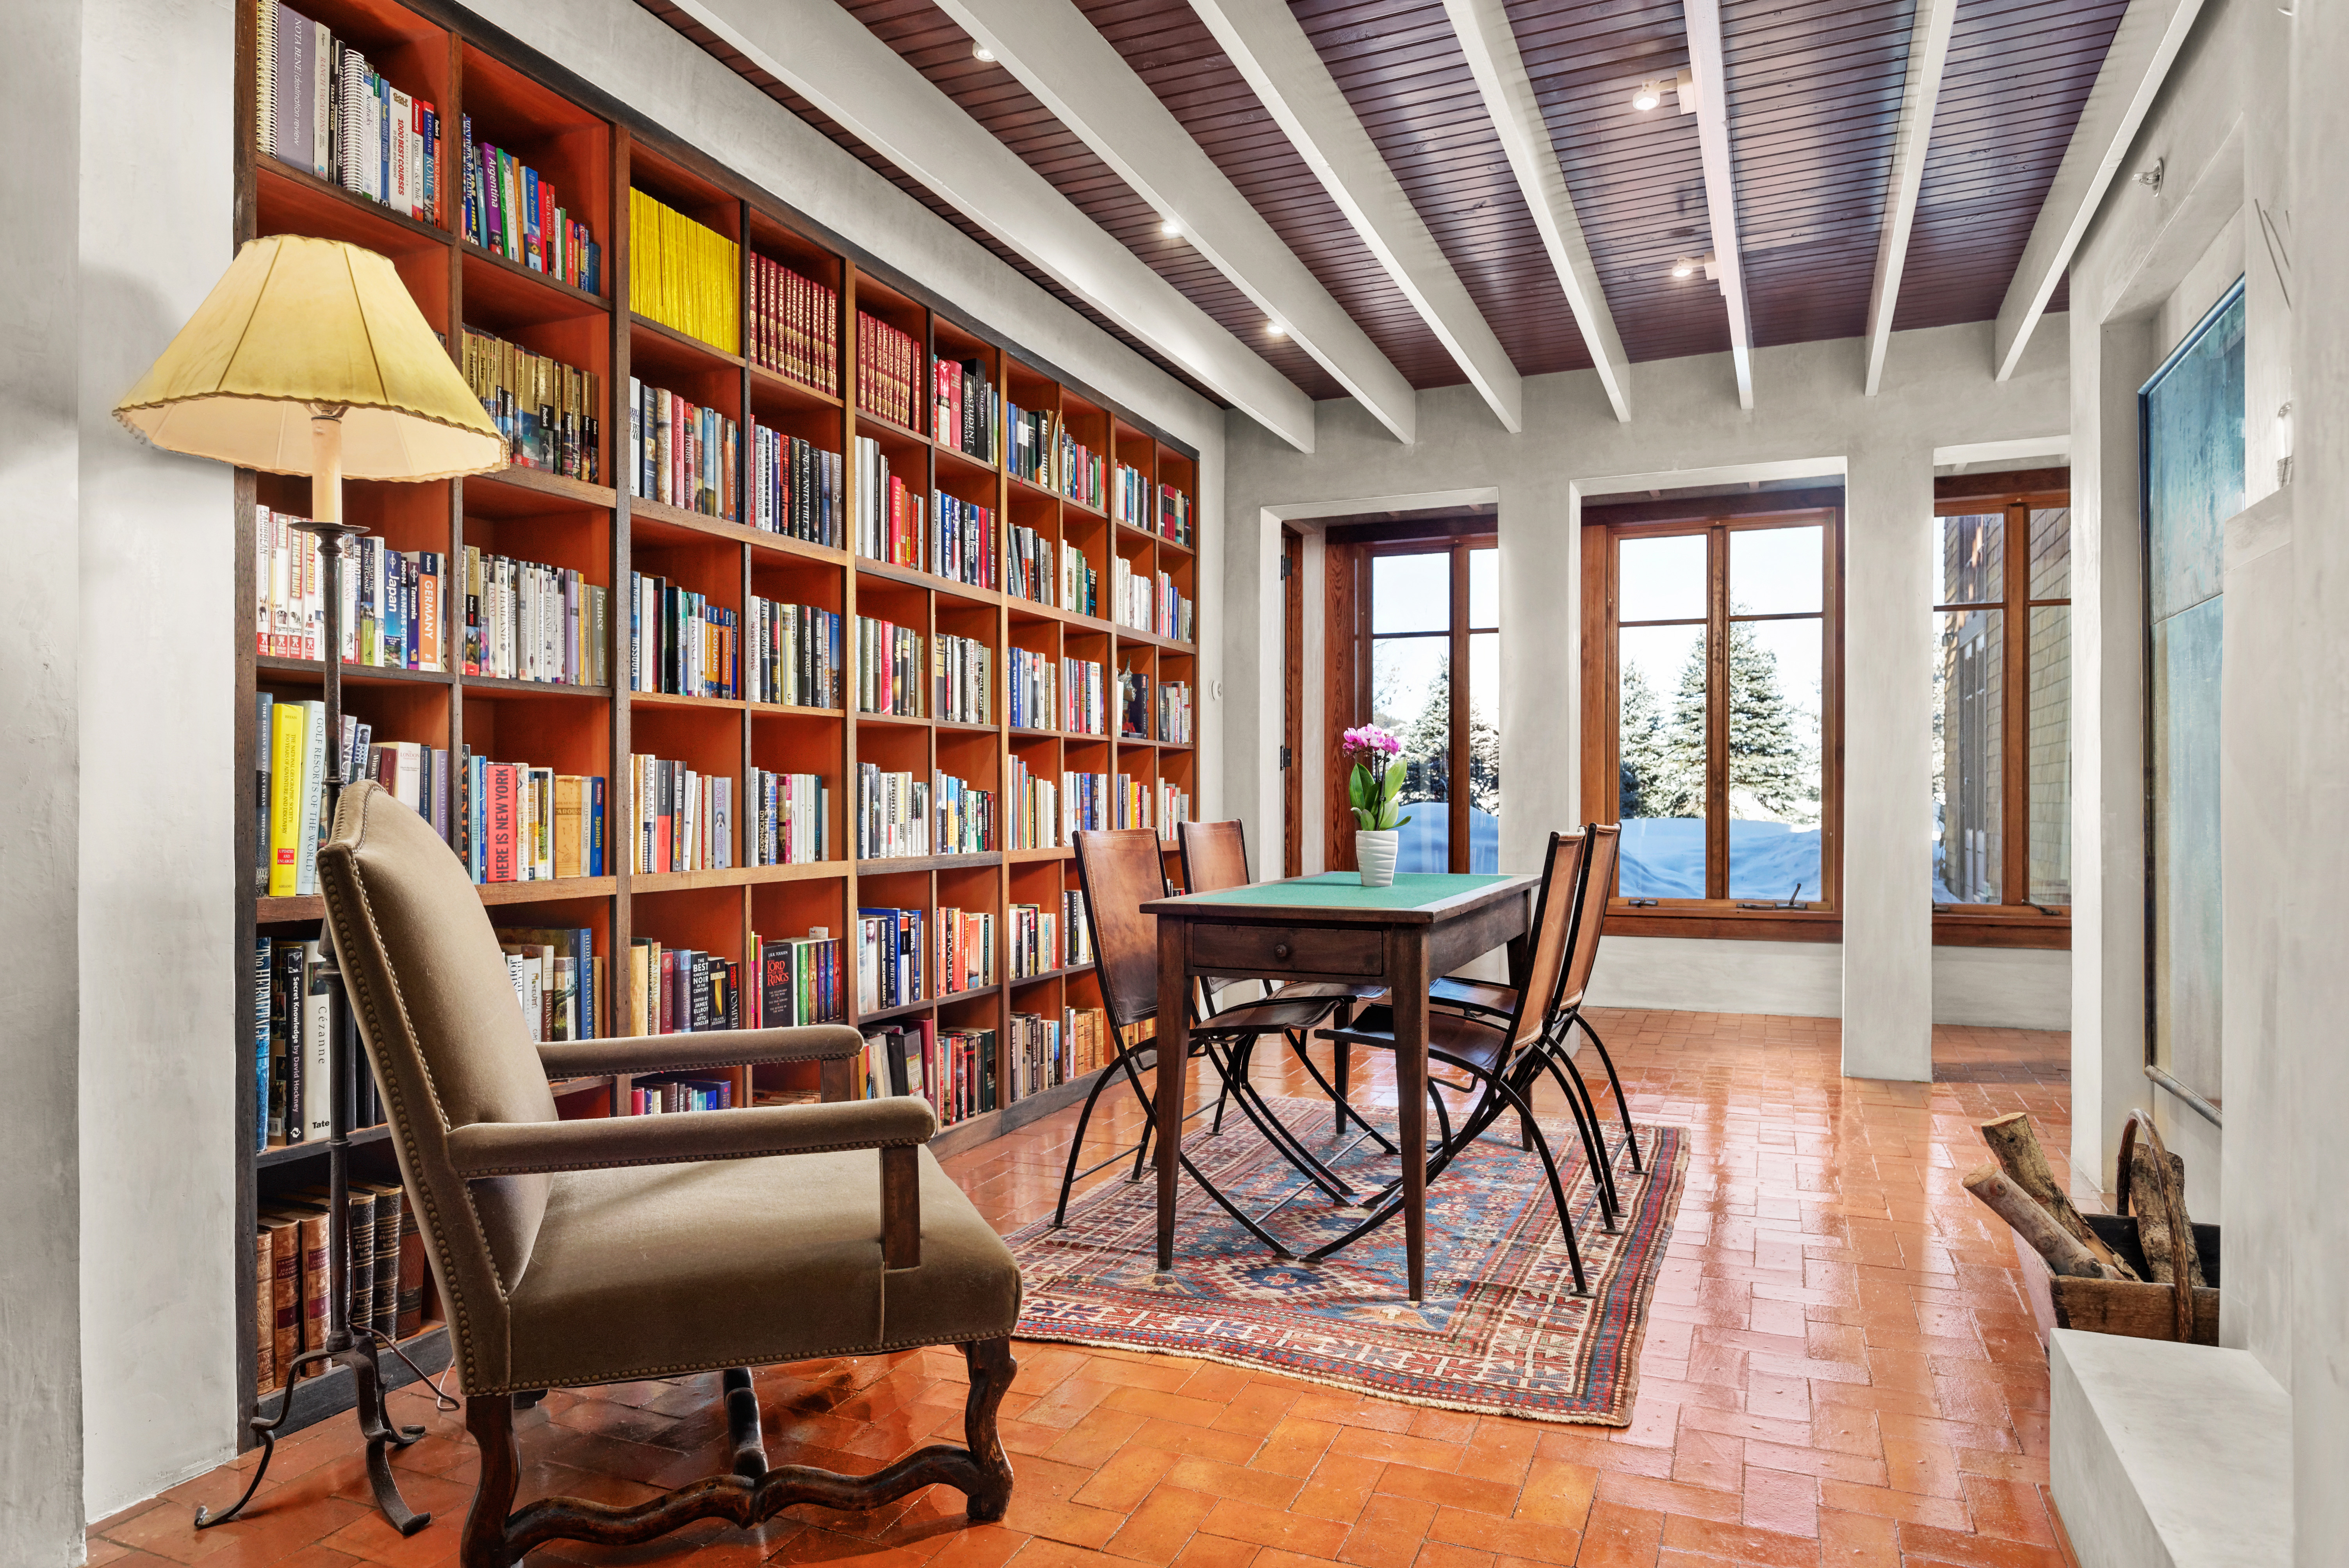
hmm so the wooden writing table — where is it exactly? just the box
[1140,871,1539,1301]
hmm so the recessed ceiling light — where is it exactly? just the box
[1265,321,1287,339]
[972,43,995,61]
[1631,80,1664,111]
[1161,217,1182,237]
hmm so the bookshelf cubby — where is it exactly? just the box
[232,0,1200,1444]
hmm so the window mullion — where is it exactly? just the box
[2003,501,2030,906]
[1706,524,1729,899]
[1449,539,1471,872]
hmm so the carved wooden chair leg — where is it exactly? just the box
[961,1337,1018,1522]
[462,1393,523,1568]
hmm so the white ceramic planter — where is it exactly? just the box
[1356,829,1399,888]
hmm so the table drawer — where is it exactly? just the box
[1188,923,1383,979]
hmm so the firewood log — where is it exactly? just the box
[1978,1112,2138,1281]
[1962,1164,2112,1279]
[2128,1140,2207,1289]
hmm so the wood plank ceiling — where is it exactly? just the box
[636,0,2126,408]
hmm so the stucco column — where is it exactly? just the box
[1839,440,1935,1080]
[2068,310,2153,1193]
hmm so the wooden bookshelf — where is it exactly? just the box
[231,0,1200,1443]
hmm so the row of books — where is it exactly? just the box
[1005,756,1059,850]
[755,931,846,1027]
[752,428,843,547]
[462,330,601,485]
[1117,667,1155,741]
[1159,681,1194,745]
[855,1019,996,1126]
[1108,471,1195,549]
[462,124,600,291]
[1059,428,1106,511]
[934,357,1001,463]
[628,754,734,873]
[856,907,926,1010]
[256,506,444,671]
[935,633,991,725]
[857,766,929,859]
[746,597,843,708]
[630,575,739,698]
[1066,657,1107,734]
[749,770,828,866]
[936,772,996,855]
[631,380,738,519]
[750,255,838,395]
[852,437,926,568]
[856,617,925,717]
[462,763,606,884]
[1008,404,1053,490]
[461,545,609,686]
[1110,558,1194,641]
[1008,648,1055,730]
[1155,781,1193,843]
[1008,893,1090,976]
[256,2,440,225]
[499,925,603,1042]
[1007,1008,1112,1101]
[257,937,333,1149]
[259,698,332,896]
[1003,525,1099,616]
[627,940,744,1033]
[631,188,739,354]
[254,1180,422,1395]
[934,494,997,588]
[630,1077,733,1113]
[935,907,997,995]
[1159,485,1193,547]
[857,312,921,429]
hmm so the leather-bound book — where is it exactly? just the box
[358,1182,404,1342]
[265,1215,302,1388]
[255,1229,279,1395]
[264,1199,332,1356]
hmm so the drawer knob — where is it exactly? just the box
[1273,942,1292,960]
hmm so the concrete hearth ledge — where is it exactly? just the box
[2050,1328,2292,1566]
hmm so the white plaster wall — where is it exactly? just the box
[1931,946,2071,1031]
[1584,939,2068,1031]
[1224,320,2071,1077]
[2,0,89,1554]
[74,0,242,1523]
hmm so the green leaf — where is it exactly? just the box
[1384,757,1406,794]
[1348,770,1368,809]
[1394,814,1412,828]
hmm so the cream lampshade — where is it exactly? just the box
[114,232,502,479]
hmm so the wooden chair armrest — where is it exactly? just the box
[536,1025,864,1080]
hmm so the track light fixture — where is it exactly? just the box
[1632,80,1665,112]
[1667,252,1718,282]
[1161,217,1182,237]
[1670,256,1697,279]
[1265,321,1287,339]
[972,42,995,61]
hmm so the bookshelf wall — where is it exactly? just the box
[233,0,1201,1439]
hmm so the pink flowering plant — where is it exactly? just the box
[1342,725,1412,831]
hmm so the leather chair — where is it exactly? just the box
[316,781,1022,1568]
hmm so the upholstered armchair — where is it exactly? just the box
[317,781,1021,1568]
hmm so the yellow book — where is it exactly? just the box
[552,774,583,878]
[267,702,307,896]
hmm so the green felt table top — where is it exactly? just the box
[1162,871,1521,912]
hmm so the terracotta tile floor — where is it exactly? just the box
[91,1010,2087,1568]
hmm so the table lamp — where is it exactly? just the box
[116,233,504,1536]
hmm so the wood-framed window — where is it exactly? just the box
[1581,494,1843,940]
[1326,520,1499,874]
[1930,469,2072,949]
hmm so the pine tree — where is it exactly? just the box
[1394,657,1453,806]
[1725,621,1818,824]
[1618,663,1688,817]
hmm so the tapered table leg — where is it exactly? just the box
[1393,931,1429,1302]
[1155,916,1187,1273]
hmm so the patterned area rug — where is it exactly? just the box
[1006,1094,1688,1425]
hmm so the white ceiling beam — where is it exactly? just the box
[1681,0,1755,409]
[668,0,1318,450]
[1863,0,1957,395]
[937,0,1420,443]
[1440,0,1633,422]
[1991,0,2208,380]
[1186,0,1522,432]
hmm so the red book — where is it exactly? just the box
[658,948,676,1033]
[485,764,517,883]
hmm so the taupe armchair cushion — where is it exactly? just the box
[318,781,1021,1397]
